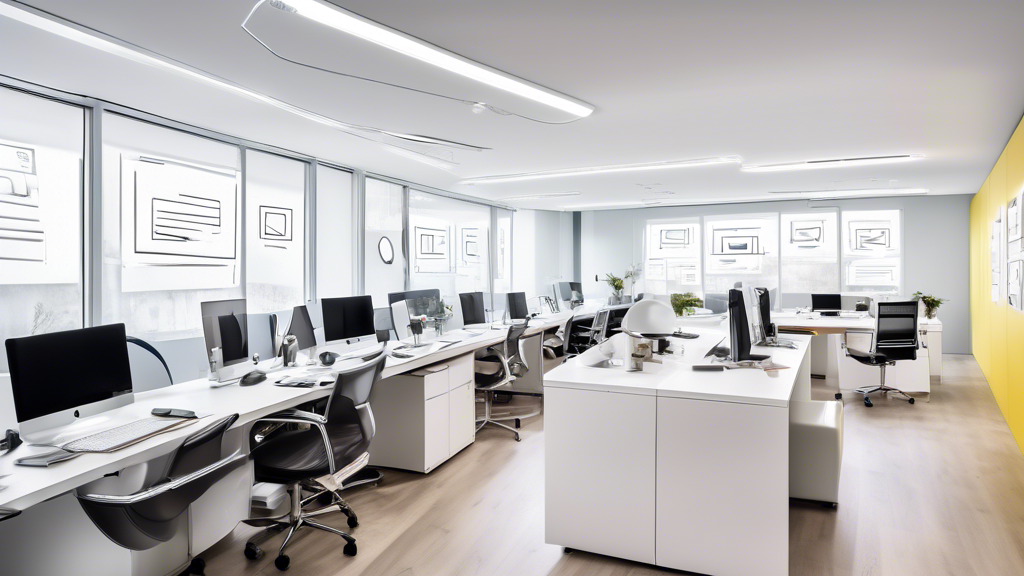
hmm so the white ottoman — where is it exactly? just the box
[790,400,844,506]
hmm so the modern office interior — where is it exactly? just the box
[0,1,1022,575]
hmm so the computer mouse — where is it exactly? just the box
[240,371,267,387]
[319,351,340,366]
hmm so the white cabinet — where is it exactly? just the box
[545,386,657,564]
[368,353,476,473]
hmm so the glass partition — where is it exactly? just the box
[316,164,355,298]
[780,211,840,299]
[841,209,902,295]
[643,218,702,298]
[364,177,406,308]
[704,213,779,313]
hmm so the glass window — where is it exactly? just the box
[244,149,307,313]
[315,164,355,299]
[493,208,513,296]
[101,114,242,338]
[704,213,779,311]
[364,177,405,308]
[0,87,85,370]
[842,209,902,294]
[780,211,839,298]
[643,218,702,297]
[408,191,490,306]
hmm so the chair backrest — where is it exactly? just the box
[564,315,591,356]
[390,300,411,339]
[507,292,529,320]
[76,414,241,551]
[874,300,919,361]
[504,319,531,375]
[126,336,173,392]
[560,313,576,356]
[589,309,610,345]
[324,350,388,462]
[704,292,729,314]
[373,307,394,342]
[460,292,487,325]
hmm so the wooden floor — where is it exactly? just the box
[202,355,1024,576]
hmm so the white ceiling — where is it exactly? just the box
[3,0,1024,210]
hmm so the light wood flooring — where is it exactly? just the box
[202,355,1024,576]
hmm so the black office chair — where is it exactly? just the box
[563,315,594,357]
[75,414,243,553]
[475,320,530,442]
[844,301,920,407]
[459,292,488,325]
[543,313,575,360]
[585,309,611,347]
[245,350,387,570]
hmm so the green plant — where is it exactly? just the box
[671,292,704,316]
[604,273,625,295]
[911,291,946,318]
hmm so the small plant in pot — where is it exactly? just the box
[911,291,946,319]
[671,292,704,316]
[604,273,625,304]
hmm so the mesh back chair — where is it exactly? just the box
[245,350,387,570]
[475,320,531,441]
[586,309,611,347]
[844,301,920,407]
[75,414,243,551]
[459,292,488,325]
[563,315,594,357]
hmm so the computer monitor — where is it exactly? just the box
[569,282,583,300]
[460,292,487,325]
[753,287,772,342]
[321,295,376,345]
[6,323,135,440]
[507,292,530,320]
[728,289,769,362]
[287,304,318,351]
[556,282,573,301]
[812,293,842,312]
[202,298,256,382]
[388,288,441,308]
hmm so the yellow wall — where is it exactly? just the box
[971,115,1024,452]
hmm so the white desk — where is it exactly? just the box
[544,329,812,576]
[0,330,509,576]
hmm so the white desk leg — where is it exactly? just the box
[793,344,812,401]
[826,334,841,389]
[545,387,656,564]
[656,397,788,576]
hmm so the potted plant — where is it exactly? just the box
[911,291,946,319]
[671,292,704,316]
[624,264,642,300]
[604,273,625,304]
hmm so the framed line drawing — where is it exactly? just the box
[259,205,293,242]
[790,220,824,247]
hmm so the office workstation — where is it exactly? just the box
[1,2,1023,575]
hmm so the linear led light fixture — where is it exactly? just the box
[742,154,924,173]
[463,156,743,185]
[0,0,468,171]
[268,0,594,118]
[500,192,581,201]
[770,187,929,200]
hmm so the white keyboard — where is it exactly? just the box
[61,417,187,453]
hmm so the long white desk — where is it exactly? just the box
[0,329,510,576]
[544,329,812,576]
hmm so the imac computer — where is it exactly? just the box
[202,298,273,385]
[321,295,377,349]
[286,304,321,363]
[6,323,135,443]
[812,293,842,316]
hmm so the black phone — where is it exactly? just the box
[151,408,197,419]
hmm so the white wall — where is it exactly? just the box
[581,194,972,353]
[512,209,575,299]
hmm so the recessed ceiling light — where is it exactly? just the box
[742,154,924,173]
[768,187,929,199]
[500,192,582,201]
[268,0,594,118]
[560,201,646,209]
[463,156,743,185]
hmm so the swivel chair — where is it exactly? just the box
[475,320,531,442]
[75,414,243,562]
[844,301,920,407]
[585,309,611,347]
[245,350,387,570]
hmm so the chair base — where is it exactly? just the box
[476,418,521,441]
[856,385,915,406]
[244,482,358,570]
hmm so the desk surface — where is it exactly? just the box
[773,311,942,331]
[544,329,811,408]
[0,327,514,513]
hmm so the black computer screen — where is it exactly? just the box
[322,296,375,342]
[507,292,530,320]
[729,289,753,361]
[460,292,487,325]
[6,323,133,423]
[288,304,317,350]
[755,287,772,337]
[201,298,249,365]
[812,293,842,311]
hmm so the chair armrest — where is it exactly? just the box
[0,507,21,523]
[254,410,337,473]
[76,452,246,505]
[845,347,888,363]
[267,409,327,425]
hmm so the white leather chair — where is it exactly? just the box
[789,399,844,507]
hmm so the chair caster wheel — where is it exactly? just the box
[514,433,521,442]
[514,418,521,429]
[908,397,915,404]
[275,554,290,571]
[348,515,359,528]
[835,392,843,400]
[344,542,358,556]
[864,398,873,407]
[244,542,264,560]
[564,547,574,554]
[189,557,206,575]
